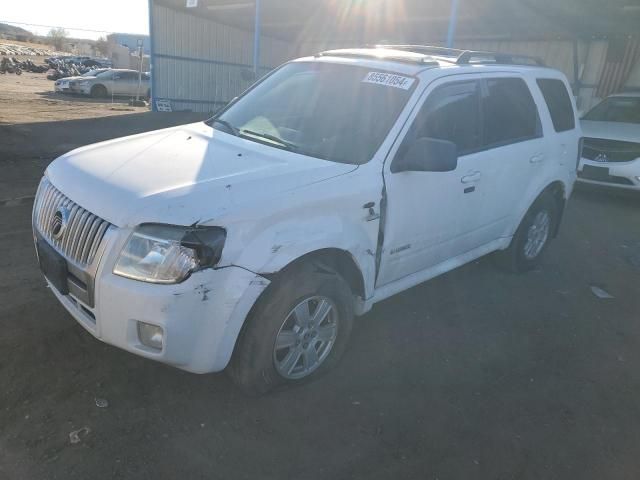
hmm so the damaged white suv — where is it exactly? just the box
[33,46,580,394]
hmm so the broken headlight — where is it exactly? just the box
[113,224,226,284]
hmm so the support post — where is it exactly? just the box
[253,0,261,75]
[148,0,157,111]
[446,0,459,48]
[572,38,581,96]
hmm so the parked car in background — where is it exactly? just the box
[32,46,579,394]
[71,69,150,99]
[55,69,110,93]
[578,93,640,190]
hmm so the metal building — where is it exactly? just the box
[149,0,640,113]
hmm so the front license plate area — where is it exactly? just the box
[37,240,69,295]
[582,164,610,181]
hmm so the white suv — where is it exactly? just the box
[32,46,580,394]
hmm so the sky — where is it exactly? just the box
[1,0,149,40]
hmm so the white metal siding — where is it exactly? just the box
[151,4,293,113]
[150,6,640,115]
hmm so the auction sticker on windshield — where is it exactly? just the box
[362,72,415,90]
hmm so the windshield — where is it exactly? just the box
[210,62,417,165]
[582,96,640,124]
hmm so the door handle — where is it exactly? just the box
[461,171,481,184]
[529,154,545,164]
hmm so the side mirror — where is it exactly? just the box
[392,137,458,173]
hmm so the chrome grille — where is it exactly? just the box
[34,178,110,266]
[582,138,640,163]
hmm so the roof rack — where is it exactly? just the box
[372,44,463,58]
[374,44,545,67]
[316,49,439,66]
[456,50,545,66]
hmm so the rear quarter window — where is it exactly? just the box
[536,78,575,132]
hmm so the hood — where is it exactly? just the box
[46,122,357,227]
[581,120,640,142]
[57,75,87,82]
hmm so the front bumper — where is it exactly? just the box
[577,157,640,190]
[35,224,270,373]
[72,85,92,95]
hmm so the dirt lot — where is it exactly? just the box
[0,67,148,125]
[2,93,640,479]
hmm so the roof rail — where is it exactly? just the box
[317,45,546,68]
[316,49,439,66]
[455,50,545,66]
[374,44,545,67]
[372,44,463,58]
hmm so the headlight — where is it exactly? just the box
[113,224,226,284]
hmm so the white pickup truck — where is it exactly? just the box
[33,46,580,394]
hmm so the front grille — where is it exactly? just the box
[34,178,111,266]
[583,138,640,163]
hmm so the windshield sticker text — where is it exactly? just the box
[362,72,415,90]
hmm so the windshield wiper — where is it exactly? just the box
[210,118,238,136]
[239,129,297,151]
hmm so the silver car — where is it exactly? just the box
[55,69,110,93]
[71,69,150,99]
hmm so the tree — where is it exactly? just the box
[94,36,109,57]
[47,27,68,51]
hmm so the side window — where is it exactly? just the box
[482,78,541,147]
[403,80,481,156]
[536,78,575,132]
[115,72,133,81]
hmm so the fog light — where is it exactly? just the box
[137,322,164,350]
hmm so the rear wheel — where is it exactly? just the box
[228,261,354,395]
[498,194,558,272]
[90,84,107,98]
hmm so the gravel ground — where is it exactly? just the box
[1,99,640,479]
[0,67,147,126]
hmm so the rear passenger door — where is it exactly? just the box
[477,76,546,239]
[535,78,579,174]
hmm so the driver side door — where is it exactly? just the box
[376,78,488,286]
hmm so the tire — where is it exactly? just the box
[15,68,21,75]
[90,84,107,98]
[228,260,355,395]
[497,194,559,273]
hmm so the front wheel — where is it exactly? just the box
[498,194,559,272]
[228,261,354,395]
[90,84,107,98]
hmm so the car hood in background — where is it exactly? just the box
[581,120,640,142]
[46,122,357,227]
